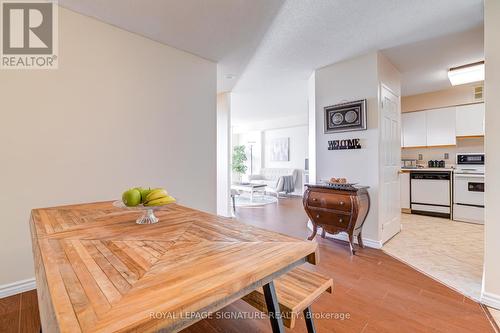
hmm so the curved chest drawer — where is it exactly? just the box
[308,208,350,228]
[307,192,352,212]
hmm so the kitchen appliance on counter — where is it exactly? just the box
[410,171,452,218]
[401,159,418,169]
[453,153,485,224]
[427,160,446,168]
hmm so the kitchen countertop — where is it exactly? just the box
[400,168,455,172]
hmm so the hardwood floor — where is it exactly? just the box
[0,290,40,333]
[0,197,495,332]
[184,197,495,333]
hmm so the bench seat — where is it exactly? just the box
[243,266,333,329]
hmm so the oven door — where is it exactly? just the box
[454,174,484,207]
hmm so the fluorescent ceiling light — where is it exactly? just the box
[448,61,484,86]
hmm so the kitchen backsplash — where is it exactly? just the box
[401,137,484,167]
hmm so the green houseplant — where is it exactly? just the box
[232,145,248,183]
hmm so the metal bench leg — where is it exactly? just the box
[303,306,316,333]
[262,281,285,333]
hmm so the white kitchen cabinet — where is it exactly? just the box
[400,172,410,210]
[456,103,485,137]
[402,112,427,147]
[426,107,456,146]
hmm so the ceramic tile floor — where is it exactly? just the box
[383,213,484,301]
[489,307,500,329]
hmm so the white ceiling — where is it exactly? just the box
[60,0,484,124]
[58,0,285,92]
[231,0,483,124]
[383,26,484,96]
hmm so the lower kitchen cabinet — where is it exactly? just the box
[400,172,410,211]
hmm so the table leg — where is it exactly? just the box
[262,281,285,333]
[303,306,317,333]
[250,189,254,202]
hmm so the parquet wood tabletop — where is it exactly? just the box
[30,201,318,333]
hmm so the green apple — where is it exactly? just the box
[135,187,152,203]
[122,189,141,207]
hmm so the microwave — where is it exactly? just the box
[457,153,484,166]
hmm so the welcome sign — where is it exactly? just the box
[328,138,361,150]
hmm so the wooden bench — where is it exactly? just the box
[243,266,333,332]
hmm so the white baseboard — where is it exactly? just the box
[306,221,382,249]
[329,232,383,249]
[481,291,500,310]
[0,278,36,299]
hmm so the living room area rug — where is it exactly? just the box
[234,194,278,207]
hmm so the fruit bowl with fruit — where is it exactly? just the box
[113,187,176,224]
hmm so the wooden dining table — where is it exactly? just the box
[30,201,318,333]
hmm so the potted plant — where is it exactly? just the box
[232,145,248,184]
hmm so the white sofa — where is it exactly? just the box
[248,168,300,195]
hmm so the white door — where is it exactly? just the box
[380,85,401,243]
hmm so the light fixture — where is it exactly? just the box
[448,61,484,86]
[224,74,236,80]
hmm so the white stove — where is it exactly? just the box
[453,153,485,224]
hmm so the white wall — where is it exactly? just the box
[234,126,308,171]
[234,130,263,177]
[312,51,401,245]
[0,7,216,287]
[314,52,381,241]
[264,125,308,170]
[217,93,232,217]
[231,80,309,128]
[308,72,317,184]
[482,0,500,310]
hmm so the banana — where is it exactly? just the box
[145,189,168,202]
[144,196,176,206]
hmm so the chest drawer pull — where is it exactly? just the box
[316,214,320,218]
[339,218,343,223]
[339,201,345,206]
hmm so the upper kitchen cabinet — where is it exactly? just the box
[456,103,485,137]
[402,111,427,147]
[426,107,456,146]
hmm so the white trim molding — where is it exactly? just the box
[481,291,500,310]
[329,232,383,249]
[0,278,36,299]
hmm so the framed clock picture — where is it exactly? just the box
[324,99,367,133]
